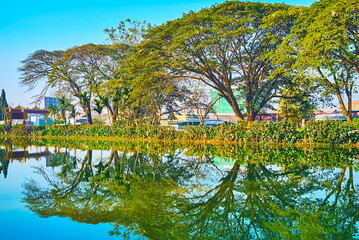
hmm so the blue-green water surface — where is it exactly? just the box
[1,141,359,239]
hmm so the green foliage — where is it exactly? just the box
[302,121,359,143]
[352,117,359,129]
[0,89,8,121]
[0,124,11,135]
[279,84,316,122]
[53,119,65,125]
[136,1,295,121]
[246,121,299,143]
[181,126,215,140]
[19,44,125,125]
[11,125,34,136]
[8,119,358,144]
[92,117,104,125]
[286,0,359,122]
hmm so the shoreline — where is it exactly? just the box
[1,134,359,149]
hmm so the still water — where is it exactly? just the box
[1,140,359,239]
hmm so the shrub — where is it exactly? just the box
[7,119,359,144]
[11,124,33,136]
[302,121,359,144]
[245,121,299,143]
[213,123,247,141]
[0,124,12,135]
[352,117,359,129]
[182,126,214,140]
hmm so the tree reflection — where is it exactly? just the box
[177,158,313,239]
[22,146,359,239]
[0,149,9,179]
[23,149,196,238]
[264,167,359,239]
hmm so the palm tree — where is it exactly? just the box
[93,99,103,116]
[99,95,113,125]
[48,103,59,124]
[58,96,71,126]
[69,104,79,125]
[78,92,92,124]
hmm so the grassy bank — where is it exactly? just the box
[1,120,359,145]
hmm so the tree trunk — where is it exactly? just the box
[107,109,112,125]
[224,90,244,121]
[246,107,256,122]
[86,104,93,125]
[111,114,117,125]
[336,91,352,123]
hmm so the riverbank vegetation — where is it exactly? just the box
[2,120,359,144]
[17,0,359,126]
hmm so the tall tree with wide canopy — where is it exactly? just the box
[138,1,295,121]
[289,0,359,122]
[19,44,123,124]
[103,19,189,123]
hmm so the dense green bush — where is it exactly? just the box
[0,124,12,135]
[11,125,33,136]
[215,123,248,141]
[3,120,359,144]
[352,117,359,129]
[245,121,299,143]
[302,121,359,144]
[181,126,215,140]
[181,122,248,141]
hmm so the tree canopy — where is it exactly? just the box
[19,44,126,124]
[17,0,359,124]
[287,0,359,122]
[135,1,299,121]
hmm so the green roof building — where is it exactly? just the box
[211,89,245,114]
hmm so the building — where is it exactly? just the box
[211,90,279,123]
[44,97,59,109]
[315,114,346,121]
[211,89,243,123]
[211,89,245,114]
[314,109,341,115]
[345,100,359,116]
[160,114,202,129]
[30,116,53,126]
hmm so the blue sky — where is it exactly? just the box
[0,0,315,107]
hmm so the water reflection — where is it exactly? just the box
[6,141,358,239]
[0,143,50,179]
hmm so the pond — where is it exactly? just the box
[1,139,359,239]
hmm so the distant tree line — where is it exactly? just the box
[18,0,359,124]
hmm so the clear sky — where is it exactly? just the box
[0,0,316,108]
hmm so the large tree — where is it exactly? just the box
[103,19,189,123]
[289,0,359,122]
[136,1,296,121]
[19,44,123,124]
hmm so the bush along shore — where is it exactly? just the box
[1,120,359,144]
